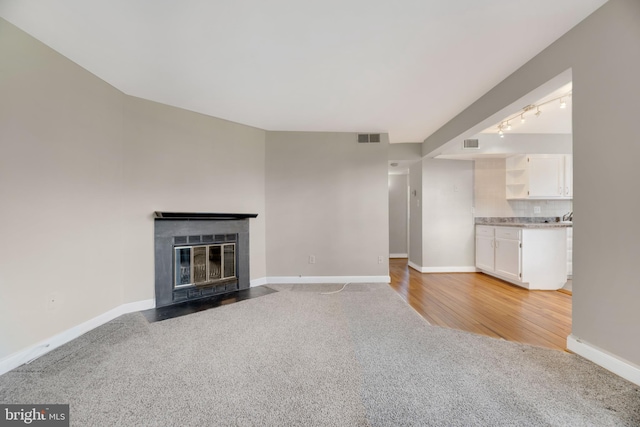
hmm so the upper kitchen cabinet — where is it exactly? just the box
[506,154,572,200]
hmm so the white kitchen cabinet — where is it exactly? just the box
[506,154,572,200]
[475,226,495,271]
[494,228,521,282]
[475,225,568,290]
[476,226,521,279]
[563,155,573,198]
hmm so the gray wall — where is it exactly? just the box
[388,175,408,256]
[0,18,267,360]
[121,97,267,303]
[422,0,640,366]
[0,18,125,358]
[389,143,422,161]
[408,161,422,268]
[0,18,394,361]
[422,159,475,269]
[265,132,389,277]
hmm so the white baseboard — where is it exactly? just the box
[567,334,640,386]
[389,253,408,259]
[0,298,155,377]
[250,277,268,287]
[264,276,390,284]
[421,266,478,273]
[120,299,156,313]
[408,261,422,272]
[407,262,477,273]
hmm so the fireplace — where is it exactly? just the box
[154,212,257,308]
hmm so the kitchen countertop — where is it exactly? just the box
[475,217,572,228]
[478,222,572,228]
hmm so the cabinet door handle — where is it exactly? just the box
[495,240,499,249]
[559,186,563,195]
[491,240,494,248]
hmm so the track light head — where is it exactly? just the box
[560,98,567,109]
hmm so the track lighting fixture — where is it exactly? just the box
[494,91,571,135]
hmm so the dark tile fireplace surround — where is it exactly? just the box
[154,212,258,308]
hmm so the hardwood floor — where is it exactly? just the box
[389,259,572,352]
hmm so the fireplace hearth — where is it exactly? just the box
[154,212,257,308]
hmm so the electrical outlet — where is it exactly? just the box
[309,255,316,264]
[534,206,541,214]
[378,256,384,264]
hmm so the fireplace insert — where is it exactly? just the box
[154,212,257,307]
[175,241,236,288]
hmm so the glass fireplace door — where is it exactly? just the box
[175,247,192,287]
[174,244,236,288]
[208,245,222,281]
[224,244,235,278]
[193,246,207,284]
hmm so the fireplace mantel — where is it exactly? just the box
[154,212,258,220]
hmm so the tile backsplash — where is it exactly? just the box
[474,158,572,218]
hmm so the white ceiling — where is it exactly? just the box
[0,0,607,143]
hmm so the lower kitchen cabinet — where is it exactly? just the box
[475,226,495,271]
[475,225,568,290]
[494,230,521,282]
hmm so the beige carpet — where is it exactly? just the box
[0,283,638,426]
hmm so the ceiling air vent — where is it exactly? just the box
[358,133,381,143]
[463,139,480,149]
